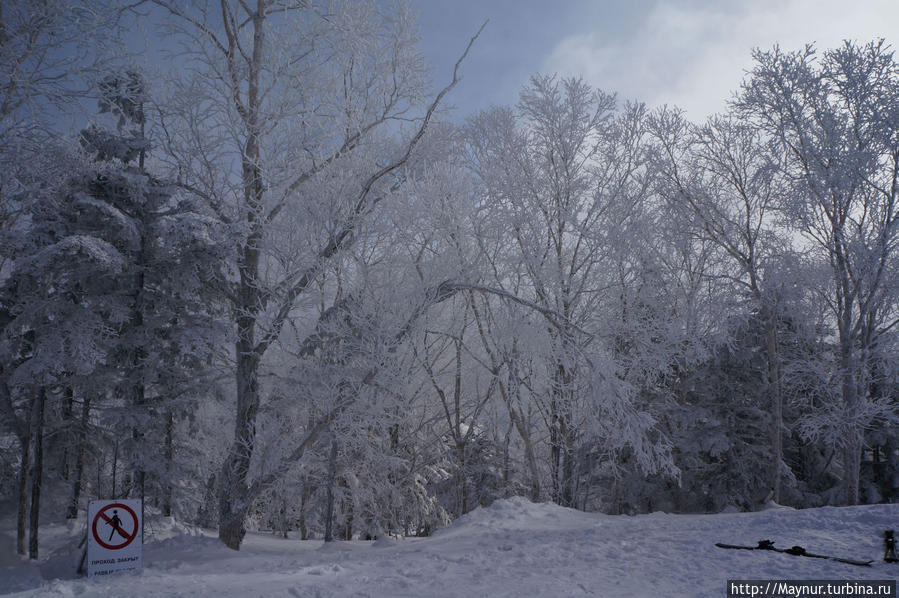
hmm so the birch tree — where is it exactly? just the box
[145,0,481,549]
[648,109,791,503]
[464,76,673,507]
[737,40,899,504]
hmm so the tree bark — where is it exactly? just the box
[217,346,260,549]
[112,440,119,499]
[66,394,91,519]
[323,437,338,543]
[16,429,30,556]
[522,425,541,502]
[298,483,311,540]
[217,487,249,550]
[839,304,861,506]
[560,433,576,508]
[456,441,468,517]
[762,307,782,504]
[217,0,266,549]
[341,485,354,541]
[550,401,561,505]
[842,347,861,505]
[502,420,512,494]
[61,385,74,481]
[551,357,576,507]
[130,223,148,522]
[279,499,288,539]
[198,473,217,529]
[28,387,45,560]
[163,410,174,517]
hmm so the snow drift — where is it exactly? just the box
[3,498,899,597]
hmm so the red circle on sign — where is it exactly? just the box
[91,503,138,550]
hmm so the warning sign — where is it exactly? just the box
[87,499,142,578]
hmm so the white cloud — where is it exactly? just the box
[542,0,899,120]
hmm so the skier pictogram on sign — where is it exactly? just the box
[91,502,138,550]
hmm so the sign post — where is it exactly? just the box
[87,499,142,577]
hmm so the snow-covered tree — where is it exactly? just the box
[0,68,227,556]
[142,0,482,548]
[648,108,793,502]
[737,40,899,504]
[0,0,127,276]
[0,140,125,558]
[464,75,675,509]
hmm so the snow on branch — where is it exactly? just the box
[254,22,487,360]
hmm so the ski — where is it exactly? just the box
[715,540,873,567]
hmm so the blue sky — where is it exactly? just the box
[413,0,899,121]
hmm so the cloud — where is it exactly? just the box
[542,0,899,120]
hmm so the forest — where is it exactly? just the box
[2,1,899,559]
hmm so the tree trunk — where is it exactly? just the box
[502,420,513,494]
[218,487,249,551]
[216,1,266,552]
[841,333,861,506]
[472,300,541,501]
[198,473,217,529]
[61,385,74,481]
[550,394,562,505]
[457,442,468,517]
[323,437,338,542]
[130,235,147,518]
[132,435,145,503]
[66,394,92,519]
[341,487,354,541]
[218,344,260,550]
[298,483,311,540]
[550,354,575,507]
[844,441,861,506]
[507,404,540,502]
[560,435,576,508]
[523,429,541,502]
[763,308,782,504]
[279,498,288,539]
[16,429,31,556]
[111,440,118,499]
[28,387,46,560]
[163,410,174,517]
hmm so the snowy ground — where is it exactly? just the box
[2,498,898,597]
